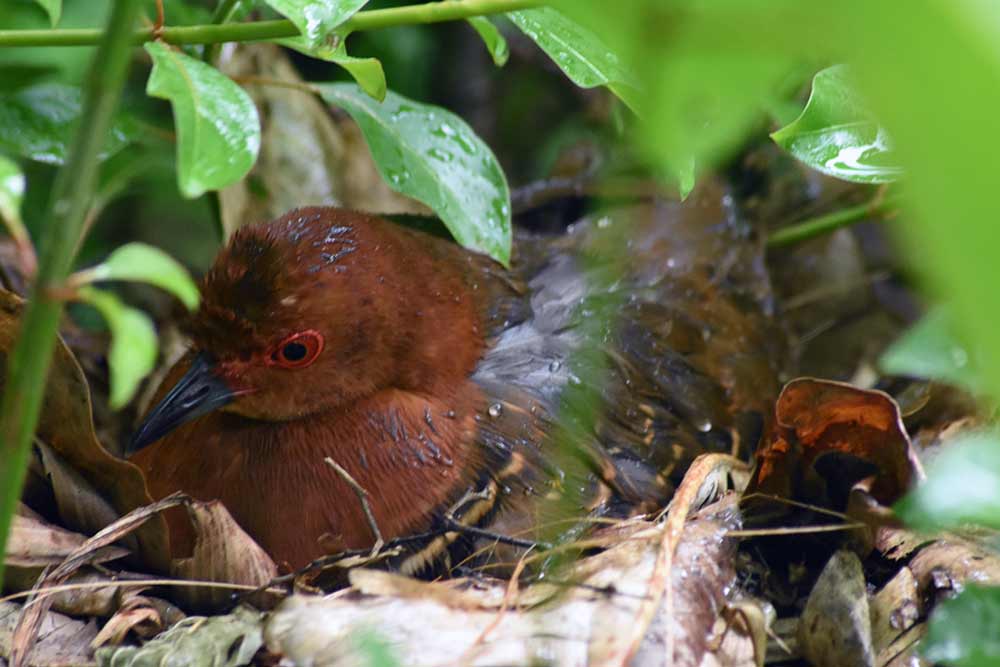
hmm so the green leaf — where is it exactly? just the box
[264,0,368,46]
[895,432,1000,532]
[317,83,512,265]
[880,308,982,393]
[0,155,25,229]
[771,65,904,183]
[144,42,260,198]
[508,8,638,110]
[280,37,386,101]
[923,586,1000,667]
[33,0,61,26]
[0,83,136,164]
[77,287,158,409]
[84,243,200,310]
[467,17,509,67]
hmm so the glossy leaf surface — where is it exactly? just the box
[317,83,512,265]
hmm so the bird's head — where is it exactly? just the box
[129,207,484,453]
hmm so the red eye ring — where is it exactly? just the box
[267,330,324,369]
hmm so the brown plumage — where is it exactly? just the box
[130,200,783,573]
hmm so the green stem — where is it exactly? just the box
[766,194,902,248]
[0,0,141,583]
[0,0,544,48]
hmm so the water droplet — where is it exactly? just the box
[488,403,503,418]
[951,346,968,367]
[695,418,713,433]
[427,147,453,163]
[548,360,562,372]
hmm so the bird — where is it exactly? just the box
[128,193,783,575]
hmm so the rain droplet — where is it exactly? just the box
[549,360,562,372]
[695,418,713,433]
[488,403,503,418]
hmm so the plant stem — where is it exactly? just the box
[766,194,901,248]
[0,0,544,48]
[0,0,141,583]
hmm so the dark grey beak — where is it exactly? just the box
[127,352,234,455]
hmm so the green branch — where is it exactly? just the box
[766,194,902,248]
[0,0,544,48]
[0,0,141,582]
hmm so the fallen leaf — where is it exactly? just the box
[171,500,279,612]
[0,601,98,667]
[748,378,924,509]
[0,289,167,571]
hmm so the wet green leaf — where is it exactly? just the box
[317,83,512,265]
[77,287,157,409]
[144,42,260,198]
[0,155,25,229]
[895,432,1000,532]
[772,65,903,183]
[33,0,61,25]
[265,0,368,46]
[923,586,1000,667]
[880,308,982,393]
[508,8,638,110]
[280,37,386,101]
[84,243,200,310]
[0,83,136,164]
[467,17,508,67]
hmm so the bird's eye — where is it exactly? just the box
[268,330,324,369]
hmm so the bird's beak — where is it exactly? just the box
[127,352,235,455]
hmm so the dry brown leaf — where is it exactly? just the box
[5,512,89,569]
[748,378,924,510]
[0,289,167,573]
[1,601,97,667]
[91,594,184,649]
[171,500,278,611]
[11,495,188,667]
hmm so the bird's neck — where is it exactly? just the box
[237,381,486,558]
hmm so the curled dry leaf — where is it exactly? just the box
[170,500,279,612]
[91,594,185,649]
[0,289,167,572]
[748,378,924,509]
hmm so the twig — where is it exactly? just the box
[0,0,546,48]
[444,487,549,550]
[152,0,165,39]
[0,578,287,605]
[766,193,902,248]
[324,457,384,555]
